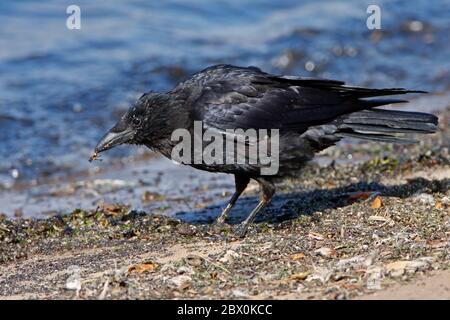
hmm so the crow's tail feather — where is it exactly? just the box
[335,108,438,144]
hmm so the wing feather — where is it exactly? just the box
[171,65,421,134]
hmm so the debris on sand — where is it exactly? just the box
[128,261,158,274]
[65,265,82,292]
[0,106,449,299]
[169,275,192,290]
[315,247,337,258]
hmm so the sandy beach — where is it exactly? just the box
[1,104,448,300]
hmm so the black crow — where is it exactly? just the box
[92,64,438,237]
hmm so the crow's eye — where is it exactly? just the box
[132,117,141,126]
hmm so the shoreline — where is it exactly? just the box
[2,91,450,220]
[0,106,449,300]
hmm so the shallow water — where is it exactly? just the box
[0,0,449,197]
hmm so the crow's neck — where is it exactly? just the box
[143,93,191,157]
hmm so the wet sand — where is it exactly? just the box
[1,105,448,300]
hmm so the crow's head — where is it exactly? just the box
[93,92,171,157]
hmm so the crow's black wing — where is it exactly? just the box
[173,65,421,133]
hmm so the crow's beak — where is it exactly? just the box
[94,127,135,154]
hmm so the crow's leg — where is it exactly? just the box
[234,178,275,238]
[216,174,250,224]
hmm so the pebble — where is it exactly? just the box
[314,247,336,258]
[169,275,192,290]
[231,289,248,298]
[385,258,432,277]
[176,266,194,275]
[219,250,239,264]
[65,265,82,291]
[66,277,81,291]
[307,266,332,284]
[411,193,435,205]
[366,266,383,290]
[337,254,366,267]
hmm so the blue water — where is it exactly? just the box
[0,0,449,187]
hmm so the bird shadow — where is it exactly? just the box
[174,177,449,225]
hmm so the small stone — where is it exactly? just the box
[366,266,383,290]
[411,193,435,205]
[141,191,165,202]
[308,232,325,241]
[385,261,409,277]
[363,251,378,267]
[291,252,306,260]
[306,266,332,284]
[176,266,194,275]
[184,255,203,267]
[65,265,81,291]
[169,275,192,290]
[289,271,311,281]
[231,289,248,298]
[385,258,432,277]
[219,250,239,264]
[66,277,81,291]
[337,255,365,267]
[314,247,336,258]
[405,259,431,273]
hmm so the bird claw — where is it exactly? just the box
[215,216,227,225]
[233,223,249,238]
